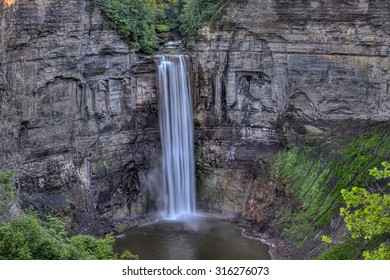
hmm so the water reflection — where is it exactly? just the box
[114,215,270,260]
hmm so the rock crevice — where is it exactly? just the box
[190,0,390,213]
[0,0,160,234]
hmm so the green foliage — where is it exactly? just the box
[0,214,138,260]
[0,171,15,196]
[0,171,12,187]
[322,235,332,243]
[0,215,62,260]
[91,0,198,53]
[317,234,389,260]
[340,187,390,240]
[43,216,68,241]
[68,235,117,260]
[156,24,171,32]
[340,161,390,259]
[91,0,233,51]
[363,243,390,260]
[270,125,390,251]
[92,0,160,53]
[180,0,231,37]
[369,161,390,185]
[120,249,139,260]
[156,0,184,31]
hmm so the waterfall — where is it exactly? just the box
[156,55,196,218]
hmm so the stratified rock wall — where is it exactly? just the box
[0,0,160,234]
[1,0,389,233]
[192,0,390,213]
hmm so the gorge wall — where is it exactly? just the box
[1,0,389,246]
[190,0,390,213]
[0,0,160,234]
[189,0,390,258]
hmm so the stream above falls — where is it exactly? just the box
[114,215,270,260]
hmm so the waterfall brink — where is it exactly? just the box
[156,55,196,218]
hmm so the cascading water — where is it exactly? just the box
[156,54,196,218]
[116,57,270,258]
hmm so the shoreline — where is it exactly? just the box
[233,219,305,260]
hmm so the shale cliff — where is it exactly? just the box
[190,0,390,258]
[1,0,389,255]
[191,0,390,212]
[0,0,159,234]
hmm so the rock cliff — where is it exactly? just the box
[0,0,159,234]
[1,0,389,244]
[190,0,390,213]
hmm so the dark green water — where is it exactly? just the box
[114,215,270,260]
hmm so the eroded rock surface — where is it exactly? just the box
[0,0,159,234]
[1,0,389,238]
[191,0,390,213]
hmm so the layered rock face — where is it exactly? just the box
[0,0,159,234]
[1,0,389,234]
[191,0,390,213]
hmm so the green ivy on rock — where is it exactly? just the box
[180,0,231,37]
[270,123,390,258]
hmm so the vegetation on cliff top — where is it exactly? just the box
[91,0,232,53]
[180,0,232,36]
[92,0,161,53]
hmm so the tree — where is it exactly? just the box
[92,0,160,53]
[0,214,138,260]
[324,161,390,259]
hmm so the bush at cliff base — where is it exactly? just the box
[0,214,137,260]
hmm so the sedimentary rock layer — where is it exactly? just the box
[1,0,389,231]
[191,0,390,213]
[0,0,159,234]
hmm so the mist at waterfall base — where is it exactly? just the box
[114,55,270,259]
[114,215,270,260]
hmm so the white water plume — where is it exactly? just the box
[156,54,196,218]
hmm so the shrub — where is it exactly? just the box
[92,0,160,53]
[92,0,233,52]
[0,214,137,260]
[0,171,14,194]
[180,0,231,37]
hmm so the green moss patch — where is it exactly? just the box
[270,123,390,248]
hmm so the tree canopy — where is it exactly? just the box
[0,214,137,260]
[324,161,390,260]
[92,0,232,53]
